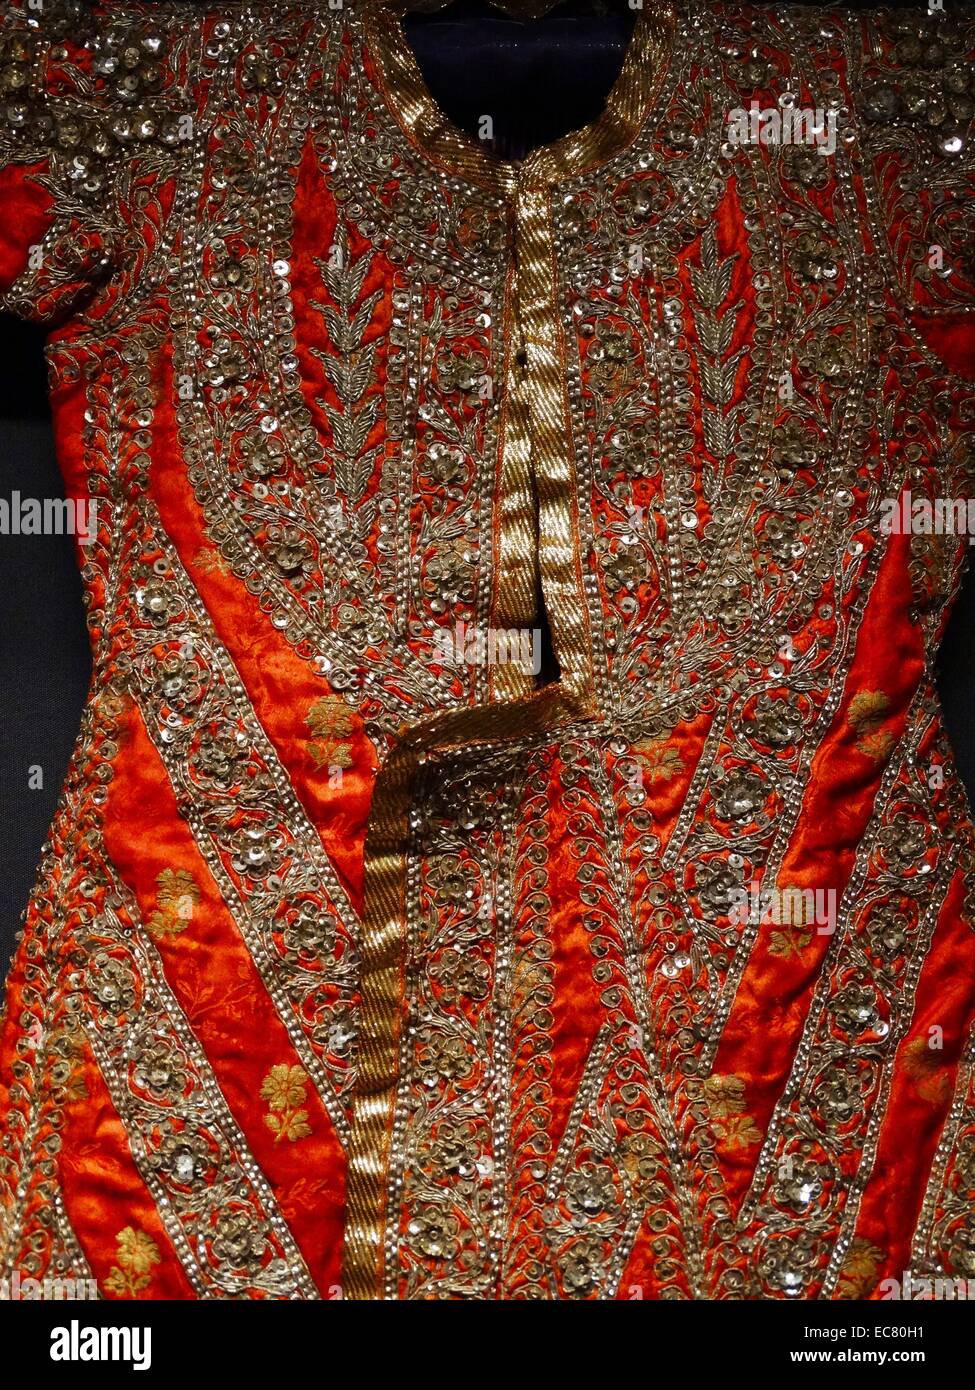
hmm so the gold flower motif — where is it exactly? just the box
[703,1073,747,1120]
[768,925,814,958]
[193,545,231,577]
[147,868,200,941]
[633,739,685,783]
[836,1239,884,1300]
[902,1036,951,1106]
[103,1227,161,1298]
[848,690,890,731]
[848,691,894,760]
[305,696,354,771]
[704,1073,762,1148]
[261,1063,313,1143]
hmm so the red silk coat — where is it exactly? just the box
[1,0,974,1300]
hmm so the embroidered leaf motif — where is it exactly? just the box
[265,1108,314,1143]
[261,1064,314,1144]
[716,1113,763,1149]
[310,222,383,517]
[856,729,895,762]
[848,690,890,732]
[689,225,744,500]
[147,869,200,941]
[193,545,231,577]
[104,1227,161,1299]
[146,914,181,942]
[308,742,353,772]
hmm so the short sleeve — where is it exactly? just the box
[856,7,975,379]
[0,0,186,325]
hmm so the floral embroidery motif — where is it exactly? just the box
[48,1022,89,1105]
[304,696,355,772]
[146,869,200,942]
[632,737,685,782]
[103,1228,162,1299]
[768,923,815,958]
[902,1036,952,1106]
[261,1065,314,1144]
[766,882,818,955]
[835,1239,884,1300]
[193,545,231,578]
[848,691,895,762]
[704,1075,762,1150]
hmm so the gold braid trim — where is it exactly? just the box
[342,686,578,1299]
[361,1,675,191]
[343,2,676,1298]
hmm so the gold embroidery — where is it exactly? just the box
[49,1023,89,1105]
[2,0,974,1305]
[343,1,679,1299]
[768,924,814,958]
[261,1064,314,1144]
[311,225,384,514]
[835,1239,884,1300]
[343,686,575,1299]
[705,1074,762,1149]
[193,545,231,577]
[849,690,895,761]
[103,1228,161,1299]
[146,869,200,942]
[633,738,685,782]
[511,180,596,710]
[362,1,676,191]
[489,253,538,705]
[305,696,355,771]
[902,1036,952,1106]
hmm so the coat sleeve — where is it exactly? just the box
[0,0,188,326]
